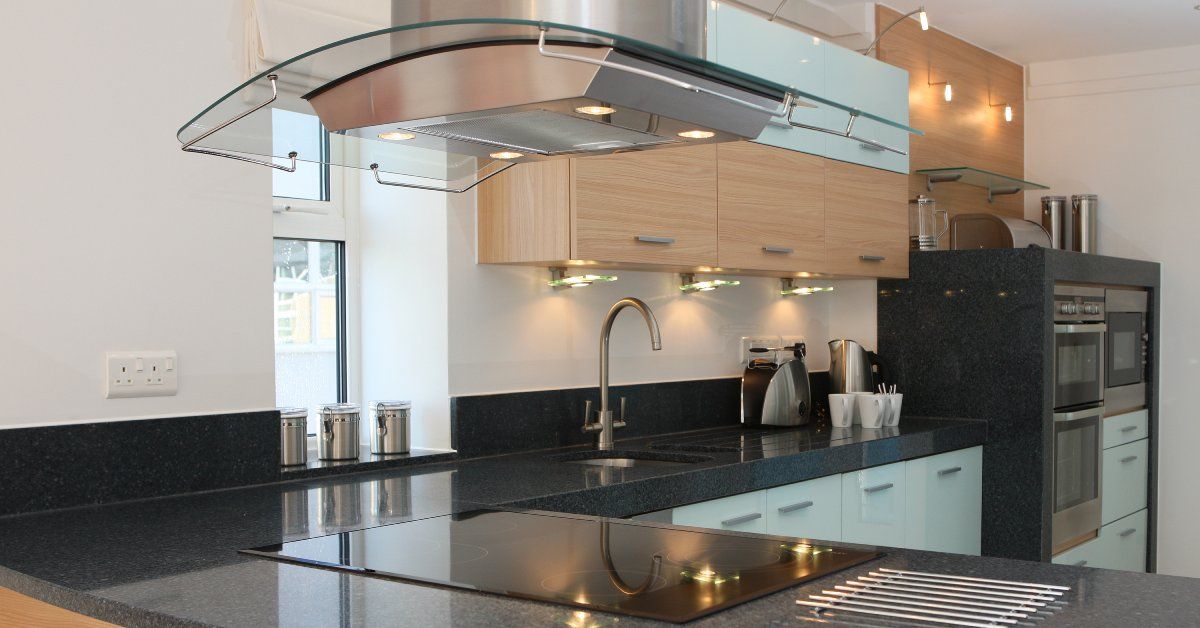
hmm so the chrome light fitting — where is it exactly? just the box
[862,6,928,56]
[680,273,739,293]
[549,267,617,290]
[929,74,952,102]
[781,278,834,297]
[992,102,1014,122]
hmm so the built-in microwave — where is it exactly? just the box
[1105,288,1149,415]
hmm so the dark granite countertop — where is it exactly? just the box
[3,416,1195,627]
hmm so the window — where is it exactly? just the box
[274,239,346,422]
[272,109,330,202]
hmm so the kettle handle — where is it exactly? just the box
[868,351,893,389]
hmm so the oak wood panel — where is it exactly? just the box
[477,159,571,264]
[716,142,825,272]
[876,5,1026,234]
[0,587,117,627]
[824,159,909,278]
[571,144,718,266]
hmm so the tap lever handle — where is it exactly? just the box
[612,397,627,430]
[620,397,627,421]
[581,400,602,433]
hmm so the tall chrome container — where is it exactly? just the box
[319,403,361,460]
[1040,196,1067,249]
[278,407,309,467]
[1071,194,1098,253]
[371,401,411,455]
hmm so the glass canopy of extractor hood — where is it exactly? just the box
[177,17,924,192]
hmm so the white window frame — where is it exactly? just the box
[272,128,363,424]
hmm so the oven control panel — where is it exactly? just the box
[1054,285,1106,322]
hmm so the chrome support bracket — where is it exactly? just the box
[180,74,298,172]
[924,172,963,192]
[785,109,908,155]
[988,186,1022,203]
[369,162,513,193]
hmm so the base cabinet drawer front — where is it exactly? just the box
[672,491,767,533]
[1103,410,1148,449]
[765,475,842,541]
[824,160,909,278]
[1051,536,1103,568]
[717,142,825,272]
[841,462,907,546]
[903,446,983,555]
[571,144,718,266]
[1101,439,1149,525]
[1099,510,1148,572]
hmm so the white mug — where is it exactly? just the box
[829,394,858,428]
[884,393,903,427]
[850,391,873,425]
[857,394,886,429]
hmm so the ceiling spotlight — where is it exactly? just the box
[548,267,616,290]
[574,105,616,116]
[781,278,835,297]
[677,129,716,139]
[378,131,415,141]
[680,273,739,293]
[489,151,524,160]
[919,8,929,31]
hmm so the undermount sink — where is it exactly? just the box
[549,450,712,468]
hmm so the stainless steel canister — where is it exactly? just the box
[319,403,361,460]
[1071,194,1098,253]
[1040,196,1067,249]
[279,407,309,467]
[371,401,411,455]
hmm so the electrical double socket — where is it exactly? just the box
[106,351,178,398]
[740,336,781,366]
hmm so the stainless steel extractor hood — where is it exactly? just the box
[177,0,920,193]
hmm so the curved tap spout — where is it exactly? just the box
[595,298,662,450]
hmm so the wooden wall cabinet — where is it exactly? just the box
[477,143,909,279]
[716,142,825,272]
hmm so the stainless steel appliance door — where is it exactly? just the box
[1054,323,1106,409]
[1052,406,1103,553]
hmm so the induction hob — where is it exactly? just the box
[244,509,880,623]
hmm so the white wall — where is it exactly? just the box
[445,191,878,399]
[358,172,452,450]
[1025,46,1200,576]
[0,1,275,428]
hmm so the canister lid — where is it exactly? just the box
[374,400,412,411]
[1041,195,1066,202]
[1070,194,1097,200]
[278,407,309,420]
[320,402,361,417]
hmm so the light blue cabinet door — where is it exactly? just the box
[841,461,907,546]
[1103,410,1148,449]
[904,446,982,555]
[672,490,768,533]
[766,474,841,541]
[710,3,826,155]
[1099,509,1148,572]
[1101,439,1149,525]
[823,43,909,173]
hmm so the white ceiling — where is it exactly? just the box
[875,1,1200,64]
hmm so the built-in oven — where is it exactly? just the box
[1105,288,1149,415]
[1051,285,1106,554]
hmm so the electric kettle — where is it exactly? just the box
[828,339,889,394]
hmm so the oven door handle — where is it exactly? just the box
[1054,406,1105,422]
[1055,323,1107,333]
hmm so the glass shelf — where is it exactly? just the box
[917,167,1049,203]
[179,17,923,191]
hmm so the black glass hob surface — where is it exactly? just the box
[244,509,880,623]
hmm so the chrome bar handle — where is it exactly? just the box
[181,74,299,172]
[863,482,894,494]
[937,466,963,476]
[721,512,762,527]
[635,235,676,244]
[536,28,790,119]
[369,162,513,194]
[763,246,795,254]
[1120,455,1138,463]
[1120,425,1138,433]
[777,500,814,514]
[1120,528,1137,537]
[860,255,887,261]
